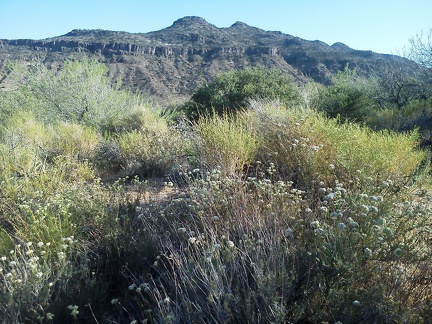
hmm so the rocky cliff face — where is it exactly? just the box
[0,16,414,103]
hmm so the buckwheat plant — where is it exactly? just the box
[0,237,78,322]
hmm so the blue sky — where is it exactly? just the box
[1,0,430,54]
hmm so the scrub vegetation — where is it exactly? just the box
[0,50,431,323]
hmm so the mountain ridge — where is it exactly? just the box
[0,16,414,103]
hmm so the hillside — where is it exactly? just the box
[0,16,416,102]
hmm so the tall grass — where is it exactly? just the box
[194,113,260,176]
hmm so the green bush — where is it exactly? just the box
[97,117,186,179]
[2,59,143,131]
[181,67,301,119]
[315,66,377,122]
[247,101,428,191]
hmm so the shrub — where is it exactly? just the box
[193,113,260,176]
[181,67,301,120]
[0,236,85,323]
[1,110,100,178]
[314,66,377,122]
[3,58,144,131]
[98,117,186,179]
[248,101,428,191]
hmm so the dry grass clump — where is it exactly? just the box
[97,116,186,179]
[193,113,260,177]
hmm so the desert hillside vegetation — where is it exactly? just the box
[0,36,432,323]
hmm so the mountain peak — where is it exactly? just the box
[331,42,352,51]
[230,21,251,28]
[171,16,210,27]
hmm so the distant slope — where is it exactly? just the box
[0,16,415,103]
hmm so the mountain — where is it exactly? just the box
[0,16,414,103]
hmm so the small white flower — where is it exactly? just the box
[188,237,197,244]
[29,256,39,263]
[324,192,336,201]
[330,210,343,218]
[377,218,386,226]
[46,313,55,320]
[360,205,370,212]
[348,219,359,228]
[0,256,6,262]
[364,248,373,257]
[128,283,137,290]
[67,305,79,317]
[337,223,347,230]
[310,221,320,228]
[8,261,16,267]
[227,240,235,249]
[369,206,379,213]
[37,242,44,248]
[314,228,326,236]
[284,228,293,237]
[353,300,361,306]
[310,145,319,152]
[328,164,336,170]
